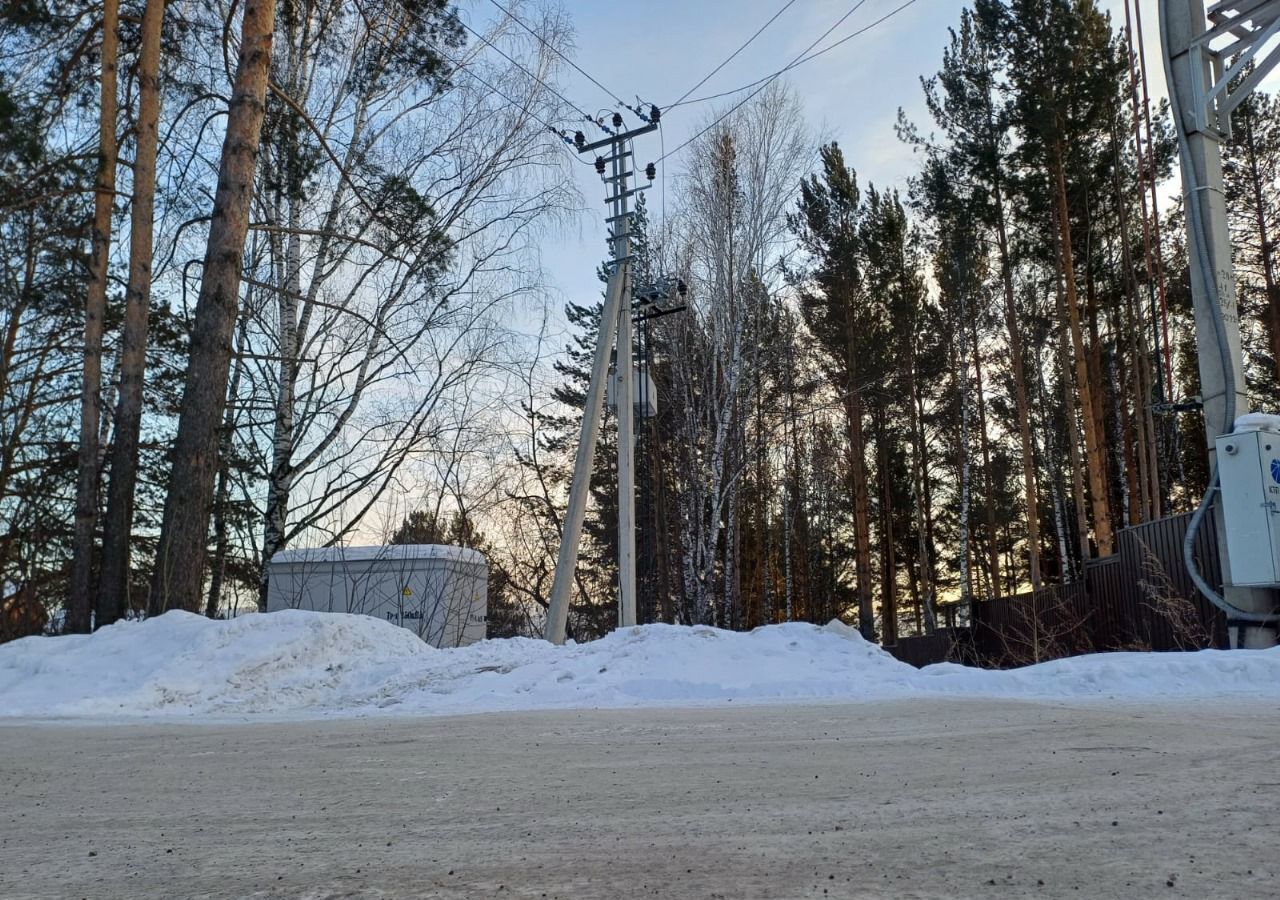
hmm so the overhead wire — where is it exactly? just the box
[379,0,604,166]
[671,0,921,111]
[657,0,922,163]
[484,0,630,111]
[454,13,609,133]
[665,0,800,110]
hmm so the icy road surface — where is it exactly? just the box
[3,609,1280,719]
[3,701,1279,899]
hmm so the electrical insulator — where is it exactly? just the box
[612,112,623,129]
[574,131,586,150]
[677,279,688,299]
[650,105,661,124]
[595,156,606,175]
[645,162,656,181]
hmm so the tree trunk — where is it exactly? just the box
[258,200,302,610]
[207,308,253,619]
[149,0,275,614]
[970,315,1000,600]
[97,0,165,626]
[69,0,119,633]
[846,387,874,641]
[1054,275,1092,570]
[992,197,1041,591]
[908,362,937,633]
[876,412,897,645]
[1052,145,1114,555]
[956,287,973,610]
[1241,110,1280,384]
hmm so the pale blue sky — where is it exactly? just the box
[539,0,960,307]
[514,0,1178,317]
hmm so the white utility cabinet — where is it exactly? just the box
[266,544,487,647]
[1217,424,1280,587]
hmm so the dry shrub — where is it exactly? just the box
[1136,540,1212,650]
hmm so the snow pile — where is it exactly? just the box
[1234,411,1280,432]
[2,610,1279,720]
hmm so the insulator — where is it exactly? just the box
[612,111,623,129]
[645,162,656,181]
[650,105,661,124]
[574,131,586,149]
[677,279,688,298]
[595,156,606,175]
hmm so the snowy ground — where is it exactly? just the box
[3,609,1280,720]
[6,612,1280,898]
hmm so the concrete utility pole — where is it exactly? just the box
[1160,0,1280,646]
[613,135,638,632]
[544,117,657,644]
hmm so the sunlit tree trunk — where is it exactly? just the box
[98,0,166,626]
[150,0,276,614]
[68,0,119,633]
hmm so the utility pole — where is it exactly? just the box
[1160,0,1280,647]
[544,115,658,644]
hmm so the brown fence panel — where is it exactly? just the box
[960,511,1227,665]
[882,513,1227,668]
[1084,555,1123,647]
[886,629,973,668]
[1117,513,1227,649]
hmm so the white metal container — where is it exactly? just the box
[266,544,487,647]
[1217,426,1280,587]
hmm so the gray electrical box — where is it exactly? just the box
[606,365,657,418]
[1216,426,1280,587]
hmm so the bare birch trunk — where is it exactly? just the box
[970,315,1000,600]
[908,364,936,633]
[847,386,874,641]
[876,413,897,645]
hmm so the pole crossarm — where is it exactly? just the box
[1180,0,1280,135]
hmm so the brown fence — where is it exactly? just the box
[889,511,1228,668]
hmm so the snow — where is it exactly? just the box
[270,543,485,566]
[1234,412,1280,433]
[2,610,1279,721]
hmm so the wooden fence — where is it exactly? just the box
[888,511,1229,668]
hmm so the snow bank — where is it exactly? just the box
[2,610,1278,720]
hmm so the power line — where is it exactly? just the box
[484,0,630,111]
[677,0,922,109]
[455,14,607,133]
[656,0,921,163]
[666,0,800,110]
[381,1,593,161]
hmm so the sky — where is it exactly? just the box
[505,0,1172,316]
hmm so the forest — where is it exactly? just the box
[2,0,1278,644]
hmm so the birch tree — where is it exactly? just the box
[237,1,575,610]
[667,83,808,626]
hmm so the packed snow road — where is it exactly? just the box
[3,699,1279,899]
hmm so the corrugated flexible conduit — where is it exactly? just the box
[1158,0,1279,624]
